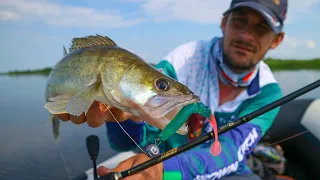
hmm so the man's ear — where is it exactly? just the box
[270,32,285,49]
[220,15,228,33]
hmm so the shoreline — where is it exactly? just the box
[263,58,320,71]
[1,58,319,76]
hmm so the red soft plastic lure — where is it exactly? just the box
[208,114,222,156]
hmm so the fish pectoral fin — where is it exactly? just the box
[44,95,70,114]
[66,82,98,116]
[50,114,60,140]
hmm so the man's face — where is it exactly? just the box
[221,7,284,73]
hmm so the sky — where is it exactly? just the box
[0,0,319,72]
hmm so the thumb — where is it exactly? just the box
[97,166,112,176]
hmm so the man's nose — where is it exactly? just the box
[237,27,255,42]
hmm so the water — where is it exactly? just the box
[0,70,319,180]
[274,70,320,99]
[0,75,119,180]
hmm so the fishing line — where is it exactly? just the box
[47,117,73,180]
[106,108,147,154]
[265,130,310,147]
[57,141,72,180]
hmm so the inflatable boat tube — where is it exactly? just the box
[264,98,320,180]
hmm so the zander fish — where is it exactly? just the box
[44,34,199,140]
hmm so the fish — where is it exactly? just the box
[44,34,200,140]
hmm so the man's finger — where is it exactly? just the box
[99,102,109,113]
[70,113,86,124]
[109,107,132,122]
[97,166,112,176]
[131,115,143,122]
[86,102,108,127]
[58,113,70,121]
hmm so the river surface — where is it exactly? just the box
[0,70,319,180]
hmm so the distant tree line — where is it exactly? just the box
[1,58,319,76]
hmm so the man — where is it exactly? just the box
[59,0,288,179]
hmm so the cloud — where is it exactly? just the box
[266,35,318,59]
[121,0,147,2]
[2,0,319,27]
[123,0,320,25]
[0,0,144,28]
[137,0,231,24]
[283,35,316,49]
[284,0,320,24]
[0,11,21,21]
[306,40,316,49]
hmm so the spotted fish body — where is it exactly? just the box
[44,35,199,140]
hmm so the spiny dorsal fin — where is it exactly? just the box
[69,34,117,52]
[63,45,67,56]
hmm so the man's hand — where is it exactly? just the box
[58,101,141,128]
[97,154,163,180]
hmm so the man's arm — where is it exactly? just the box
[162,83,283,180]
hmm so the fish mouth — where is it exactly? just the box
[142,94,200,135]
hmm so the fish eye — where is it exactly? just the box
[155,78,170,91]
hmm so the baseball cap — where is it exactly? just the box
[223,0,288,33]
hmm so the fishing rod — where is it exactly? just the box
[97,79,320,180]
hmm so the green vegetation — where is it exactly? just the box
[1,59,319,76]
[3,67,52,76]
[264,58,320,71]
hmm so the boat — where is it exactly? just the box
[262,98,320,180]
[73,98,320,180]
[74,151,138,180]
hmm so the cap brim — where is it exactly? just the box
[223,2,283,33]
